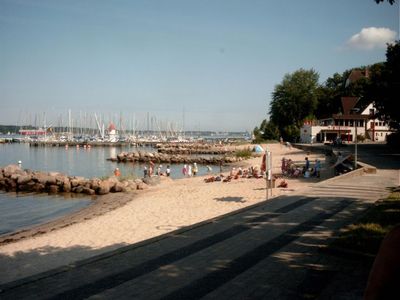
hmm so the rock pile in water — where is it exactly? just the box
[155,143,233,155]
[108,151,244,164]
[0,164,148,196]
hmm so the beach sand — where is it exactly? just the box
[0,143,332,284]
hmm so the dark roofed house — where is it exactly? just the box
[300,69,392,144]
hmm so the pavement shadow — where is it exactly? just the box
[0,243,128,286]
[0,194,382,299]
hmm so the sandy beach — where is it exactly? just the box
[0,143,332,284]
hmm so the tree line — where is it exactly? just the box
[254,40,399,146]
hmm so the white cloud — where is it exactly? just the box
[346,27,397,50]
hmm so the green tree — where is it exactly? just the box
[315,72,346,118]
[269,68,320,141]
[368,41,400,130]
[261,120,280,140]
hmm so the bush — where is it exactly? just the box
[235,147,252,158]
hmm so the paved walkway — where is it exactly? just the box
[0,169,397,299]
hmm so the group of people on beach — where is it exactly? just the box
[182,163,198,177]
[281,157,320,178]
[204,165,264,183]
[143,161,171,178]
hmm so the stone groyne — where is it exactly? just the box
[108,151,246,164]
[0,164,148,196]
[156,146,232,155]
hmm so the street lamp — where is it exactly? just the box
[350,108,360,169]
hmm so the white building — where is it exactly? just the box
[300,98,392,144]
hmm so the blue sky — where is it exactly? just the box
[0,0,398,132]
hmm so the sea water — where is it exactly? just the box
[0,143,214,235]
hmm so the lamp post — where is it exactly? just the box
[351,108,360,169]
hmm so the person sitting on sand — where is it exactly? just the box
[237,167,243,176]
[204,176,215,183]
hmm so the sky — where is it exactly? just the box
[0,0,399,132]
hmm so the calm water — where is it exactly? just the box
[0,143,216,235]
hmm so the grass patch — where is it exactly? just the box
[234,147,253,159]
[332,189,400,255]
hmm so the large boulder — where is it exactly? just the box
[63,182,71,193]
[89,178,102,191]
[72,186,84,193]
[82,187,95,195]
[48,185,59,194]
[142,176,161,186]
[136,181,148,190]
[34,174,57,186]
[110,181,125,193]
[3,164,24,177]
[97,181,110,195]
[32,183,45,192]
[17,174,32,185]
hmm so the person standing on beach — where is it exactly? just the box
[188,164,192,177]
[149,161,154,176]
[193,163,198,176]
[182,164,187,176]
[143,166,148,178]
[157,165,162,176]
[303,157,310,174]
[313,159,321,178]
[166,165,171,177]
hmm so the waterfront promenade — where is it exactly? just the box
[0,166,397,299]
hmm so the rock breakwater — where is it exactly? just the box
[0,164,148,196]
[108,151,245,164]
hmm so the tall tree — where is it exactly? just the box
[315,72,346,118]
[368,41,400,130]
[269,69,319,141]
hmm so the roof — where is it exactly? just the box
[345,68,369,87]
[341,97,359,115]
[108,123,116,131]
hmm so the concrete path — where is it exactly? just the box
[0,167,397,300]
